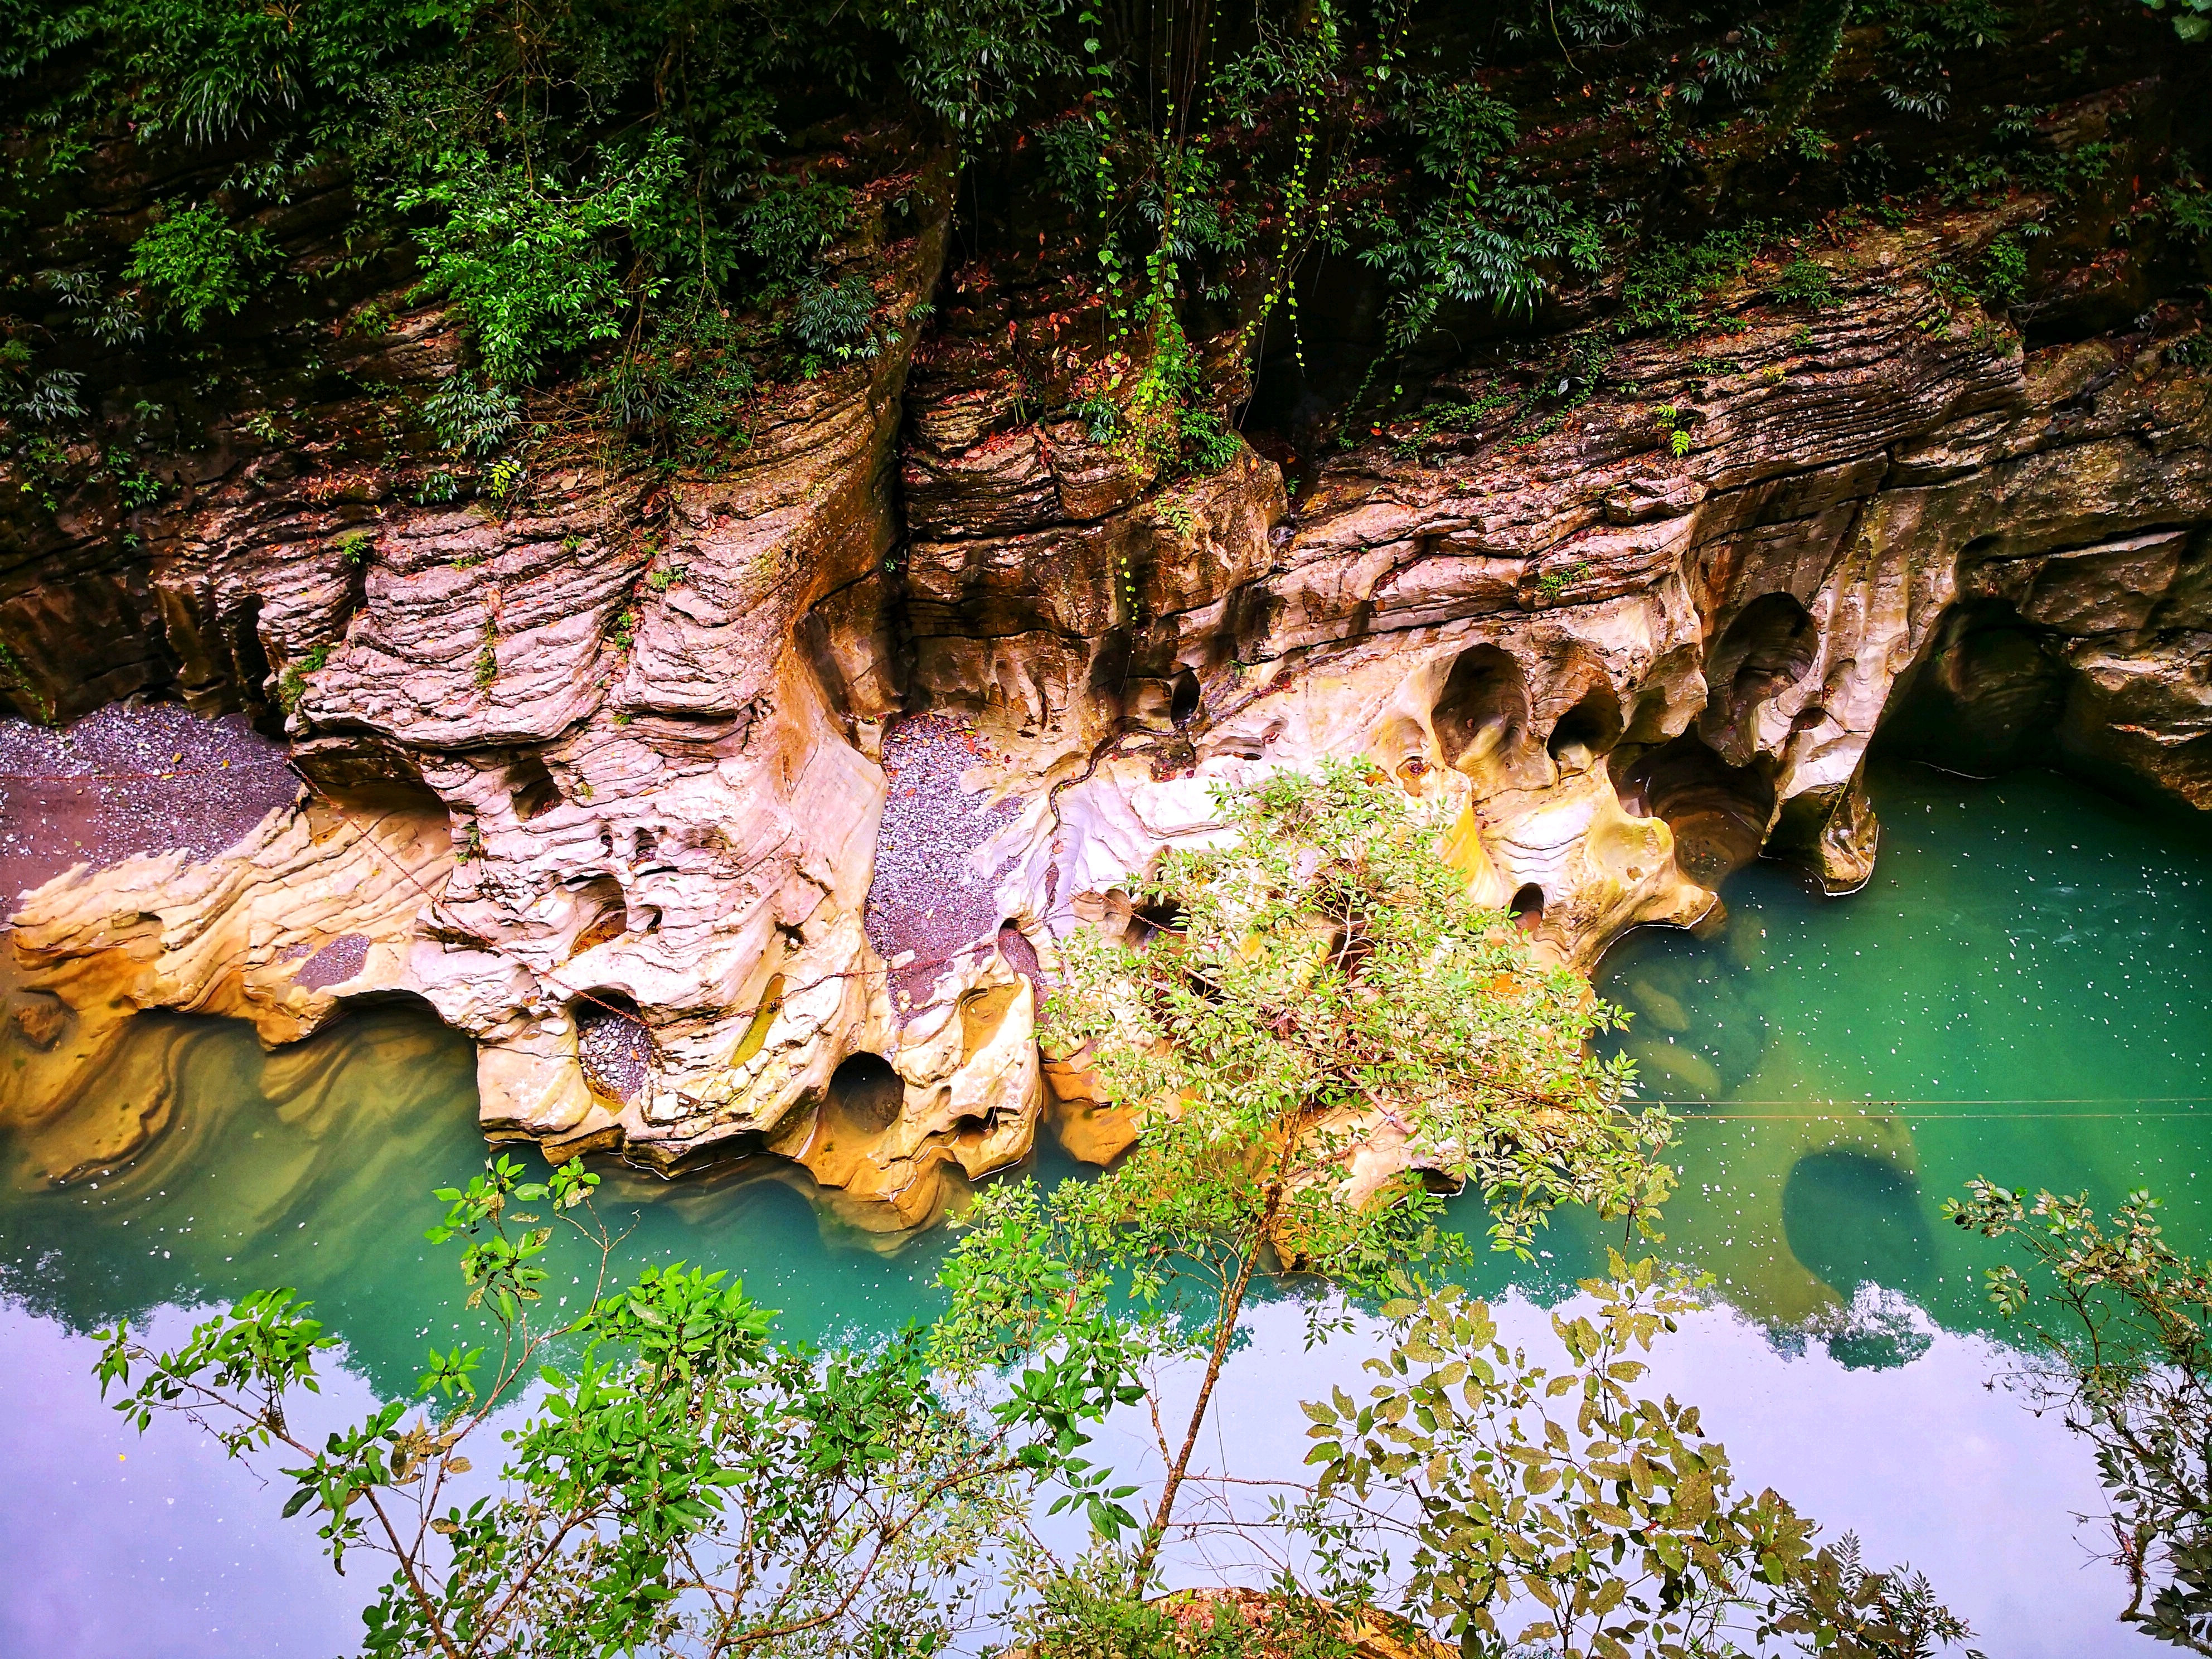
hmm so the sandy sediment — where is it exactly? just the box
[0,702,300,911]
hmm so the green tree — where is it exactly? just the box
[933,760,1676,1595]
[123,201,274,330]
[1301,1259,1981,1658]
[95,1154,1141,1658]
[1947,1181,2212,1653]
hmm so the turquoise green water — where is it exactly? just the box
[1587,759,2212,1351]
[2,756,2209,1655]
[0,1005,969,1401]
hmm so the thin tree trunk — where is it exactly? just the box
[1129,1183,1283,1593]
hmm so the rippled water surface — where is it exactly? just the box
[4,758,2209,1656]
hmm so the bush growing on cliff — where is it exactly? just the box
[11,0,2203,486]
[123,201,275,331]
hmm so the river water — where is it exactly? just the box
[2,757,2207,1656]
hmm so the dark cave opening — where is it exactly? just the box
[1875,598,2070,777]
[1701,593,1820,751]
[1170,667,1201,728]
[510,754,563,821]
[1433,644,1531,771]
[1546,683,1624,765]
[826,1051,904,1134]
[1612,735,1778,888]
[1509,883,1545,930]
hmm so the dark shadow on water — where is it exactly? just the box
[1782,1149,1936,1303]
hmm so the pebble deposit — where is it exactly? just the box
[864,714,1022,1002]
[0,702,298,906]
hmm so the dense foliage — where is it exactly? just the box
[934,761,1672,1588]
[1302,1263,1980,1658]
[99,1156,1118,1657]
[4,0,2205,487]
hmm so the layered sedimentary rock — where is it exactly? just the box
[6,156,2211,1220]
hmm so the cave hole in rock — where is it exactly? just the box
[1117,890,1186,949]
[510,754,562,821]
[1875,597,2070,775]
[1545,684,1624,766]
[231,598,282,732]
[826,1051,904,1136]
[1702,593,1819,743]
[1781,1149,1935,1305]
[1611,735,1777,887]
[1508,884,1545,931]
[574,990,651,1102]
[1128,900,1185,949]
[566,876,629,959]
[1433,644,1530,770]
[634,827,659,862]
[1170,668,1202,728]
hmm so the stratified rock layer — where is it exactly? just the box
[6,179,2211,1220]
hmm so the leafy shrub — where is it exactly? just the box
[792,276,880,365]
[2139,0,2211,41]
[1618,223,1776,337]
[2167,180,2212,243]
[1304,1265,1980,1657]
[1177,408,1241,473]
[1040,114,1115,208]
[401,134,685,386]
[1774,253,1837,308]
[276,643,331,713]
[124,201,273,331]
[732,174,856,291]
[1764,0,1854,137]
[1951,1182,2212,1649]
[422,376,522,456]
[1070,393,1121,444]
[1977,232,2028,306]
[883,0,1073,134]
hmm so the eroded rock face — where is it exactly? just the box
[6,184,2211,1216]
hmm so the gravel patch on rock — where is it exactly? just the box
[577,997,652,1100]
[294,932,372,991]
[864,714,1023,1006]
[0,702,299,909]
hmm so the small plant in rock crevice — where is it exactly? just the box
[276,644,332,714]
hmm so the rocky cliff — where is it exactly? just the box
[4,12,2209,1220]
